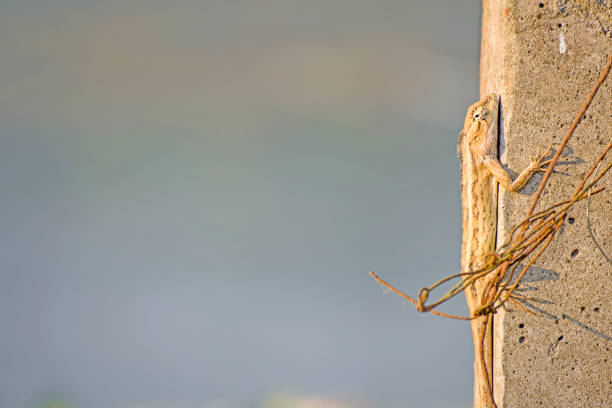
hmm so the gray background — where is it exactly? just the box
[0,1,481,407]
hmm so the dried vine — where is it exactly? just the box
[371,55,611,320]
[370,56,611,407]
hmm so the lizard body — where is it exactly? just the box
[458,94,548,408]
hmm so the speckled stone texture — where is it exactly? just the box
[481,1,612,407]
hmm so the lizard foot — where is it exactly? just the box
[530,143,555,171]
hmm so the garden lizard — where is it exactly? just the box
[458,94,549,408]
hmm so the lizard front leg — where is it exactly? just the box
[482,145,552,192]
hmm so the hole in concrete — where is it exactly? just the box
[519,323,525,328]
[580,306,586,312]
[571,249,579,257]
[519,336,526,344]
[594,307,600,312]
[568,217,575,224]
[558,335,564,341]
[539,2,544,7]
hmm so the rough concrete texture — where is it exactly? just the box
[480,1,612,407]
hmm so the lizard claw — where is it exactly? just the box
[536,158,554,172]
[530,143,555,171]
[542,143,554,158]
[529,146,542,163]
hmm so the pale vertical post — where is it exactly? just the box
[480,1,611,406]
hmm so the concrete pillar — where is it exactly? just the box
[480,1,611,406]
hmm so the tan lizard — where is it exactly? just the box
[458,94,549,408]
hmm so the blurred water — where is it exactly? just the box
[0,1,480,407]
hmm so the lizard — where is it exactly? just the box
[458,93,550,408]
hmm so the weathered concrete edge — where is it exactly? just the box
[480,0,513,403]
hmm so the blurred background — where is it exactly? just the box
[0,1,481,407]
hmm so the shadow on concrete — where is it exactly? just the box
[519,300,559,321]
[514,303,612,342]
[561,313,612,342]
[519,265,560,283]
[586,194,612,266]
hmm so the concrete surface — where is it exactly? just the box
[481,0,612,406]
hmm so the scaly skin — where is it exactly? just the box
[458,94,549,408]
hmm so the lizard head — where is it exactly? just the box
[463,93,499,157]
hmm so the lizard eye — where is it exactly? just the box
[473,109,486,120]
